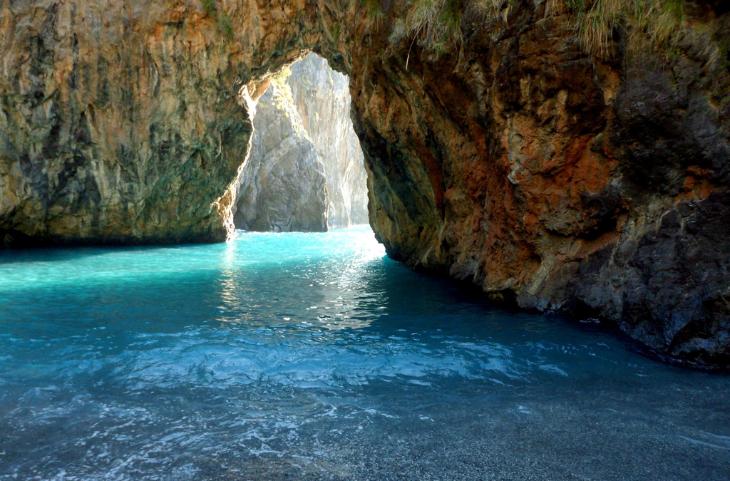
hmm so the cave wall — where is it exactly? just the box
[0,0,728,366]
[345,1,729,366]
[0,0,321,245]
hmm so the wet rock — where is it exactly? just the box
[569,193,730,366]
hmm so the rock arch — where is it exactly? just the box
[0,1,728,366]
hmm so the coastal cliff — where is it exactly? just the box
[0,1,727,366]
[288,54,368,228]
[233,70,328,232]
[233,54,368,231]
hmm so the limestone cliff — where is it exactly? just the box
[288,53,368,228]
[233,74,327,232]
[0,1,728,367]
[233,54,367,231]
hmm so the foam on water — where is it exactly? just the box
[0,226,729,480]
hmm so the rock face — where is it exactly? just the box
[0,1,728,367]
[233,74,327,232]
[345,2,730,368]
[0,1,255,245]
[288,54,368,228]
[233,54,368,231]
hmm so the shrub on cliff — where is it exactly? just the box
[380,0,694,61]
[571,0,686,57]
[201,0,217,16]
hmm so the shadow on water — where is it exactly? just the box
[0,242,217,265]
[0,231,702,373]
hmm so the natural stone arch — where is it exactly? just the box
[232,53,369,232]
[0,0,728,366]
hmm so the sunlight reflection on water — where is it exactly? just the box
[0,226,729,481]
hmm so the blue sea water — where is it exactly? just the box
[0,225,728,481]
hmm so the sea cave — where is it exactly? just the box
[0,1,729,480]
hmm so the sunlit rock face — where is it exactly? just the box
[0,1,727,366]
[288,54,368,228]
[233,54,367,231]
[233,76,327,232]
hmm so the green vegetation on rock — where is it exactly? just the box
[201,0,234,39]
[201,0,217,16]
[383,0,693,60]
[570,0,686,57]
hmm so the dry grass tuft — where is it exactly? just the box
[572,0,686,58]
[379,0,719,68]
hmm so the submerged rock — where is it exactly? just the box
[233,54,367,231]
[0,1,727,367]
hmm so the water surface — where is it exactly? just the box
[1,226,728,480]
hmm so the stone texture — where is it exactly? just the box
[233,75,327,232]
[345,2,730,368]
[233,53,367,231]
[288,53,368,228]
[0,1,728,367]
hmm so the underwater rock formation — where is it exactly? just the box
[233,54,367,231]
[0,1,727,366]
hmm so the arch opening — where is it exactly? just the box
[230,53,369,233]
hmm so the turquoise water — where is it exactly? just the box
[0,225,728,480]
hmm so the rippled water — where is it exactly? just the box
[0,226,729,481]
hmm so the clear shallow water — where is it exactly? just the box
[0,226,728,481]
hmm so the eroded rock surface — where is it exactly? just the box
[0,1,728,366]
[233,75,327,232]
[288,54,368,228]
[233,54,367,231]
